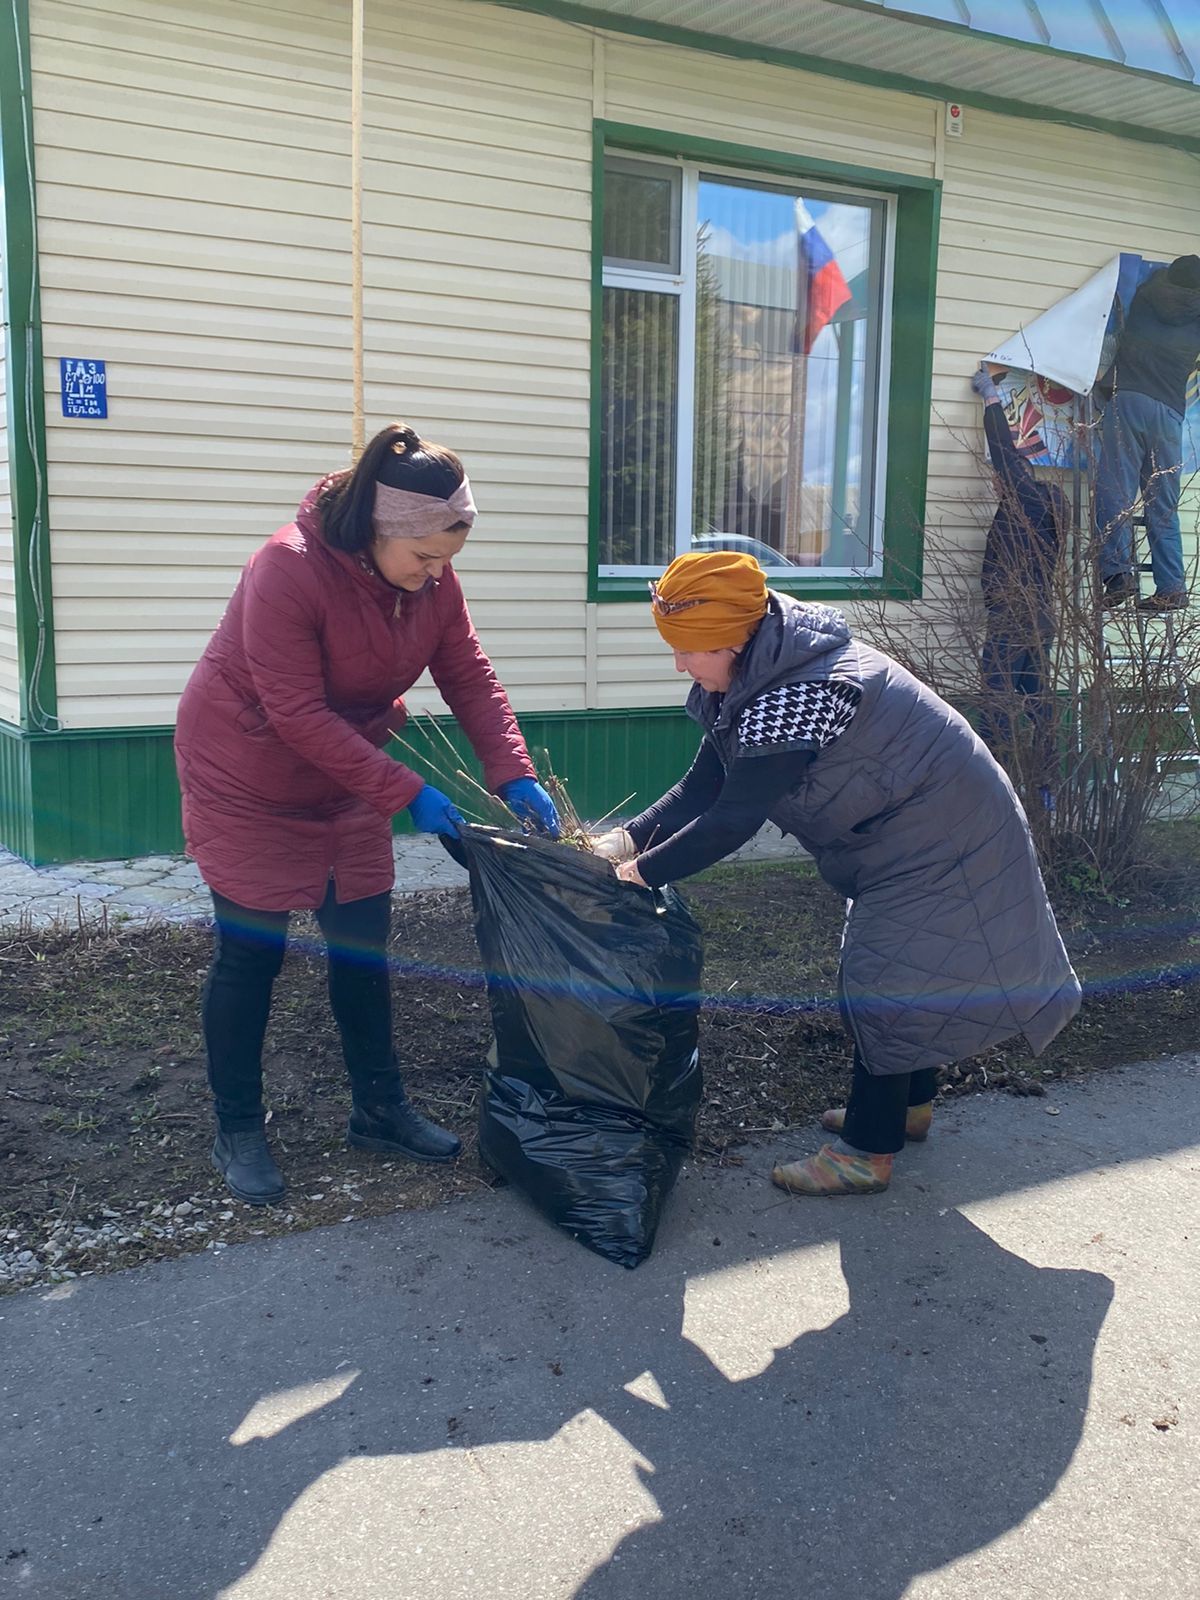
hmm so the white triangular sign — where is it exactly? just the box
[986,255,1122,395]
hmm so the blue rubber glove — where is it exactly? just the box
[971,363,1000,405]
[406,784,464,838]
[498,777,561,838]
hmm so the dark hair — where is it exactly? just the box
[1166,254,1200,290]
[317,422,466,552]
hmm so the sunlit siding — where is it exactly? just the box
[23,0,1200,730]
[29,0,592,728]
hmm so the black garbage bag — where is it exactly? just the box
[457,826,703,1269]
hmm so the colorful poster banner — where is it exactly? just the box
[987,253,1200,473]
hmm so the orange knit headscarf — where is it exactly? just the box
[649,551,769,650]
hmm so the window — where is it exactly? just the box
[599,154,891,582]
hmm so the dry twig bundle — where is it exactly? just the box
[389,716,634,852]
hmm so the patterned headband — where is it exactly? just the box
[372,477,477,540]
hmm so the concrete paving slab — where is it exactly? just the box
[1,1056,1196,1600]
[0,827,807,931]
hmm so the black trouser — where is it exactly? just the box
[979,628,1057,791]
[841,1051,938,1156]
[202,881,399,1131]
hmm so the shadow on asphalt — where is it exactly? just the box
[572,1209,1111,1595]
[7,1063,1192,1598]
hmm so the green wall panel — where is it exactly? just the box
[0,724,184,864]
[26,729,185,863]
[391,707,702,829]
[0,710,702,866]
[0,725,34,861]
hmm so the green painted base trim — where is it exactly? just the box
[0,710,702,866]
[0,722,36,861]
[394,706,702,830]
[0,720,185,865]
[9,699,1188,866]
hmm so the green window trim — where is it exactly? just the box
[0,0,57,730]
[588,121,939,604]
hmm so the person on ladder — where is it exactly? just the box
[971,364,1069,808]
[1095,254,1200,614]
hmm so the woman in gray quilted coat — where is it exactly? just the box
[594,550,1081,1197]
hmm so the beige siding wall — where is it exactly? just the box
[25,0,1200,729]
[0,245,18,725]
[30,0,594,728]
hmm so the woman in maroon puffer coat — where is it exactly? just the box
[175,422,559,1206]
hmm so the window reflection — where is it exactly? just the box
[694,177,879,570]
[598,156,886,575]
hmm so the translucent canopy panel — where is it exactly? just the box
[864,0,1195,80]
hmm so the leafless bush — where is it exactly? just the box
[853,444,1199,888]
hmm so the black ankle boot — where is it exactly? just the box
[1101,571,1139,608]
[347,1098,461,1164]
[212,1126,286,1206]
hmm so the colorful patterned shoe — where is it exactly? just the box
[820,1101,932,1143]
[771,1143,893,1196]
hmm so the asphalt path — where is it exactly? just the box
[2,1055,1196,1599]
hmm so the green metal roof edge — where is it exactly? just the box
[485,0,1200,157]
[825,0,1195,95]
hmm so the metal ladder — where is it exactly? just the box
[1103,515,1200,774]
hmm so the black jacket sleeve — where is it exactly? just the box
[635,746,814,888]
[982,404,1062,618]
[984,403,1040,506]
[626,738,726,853]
